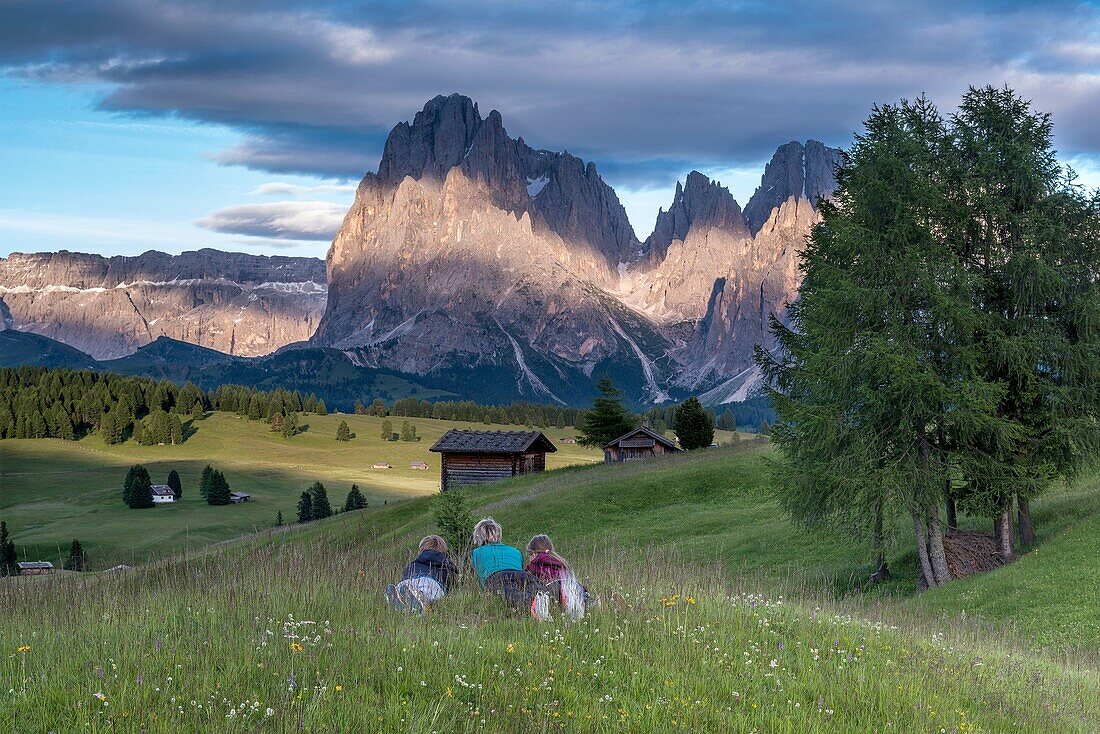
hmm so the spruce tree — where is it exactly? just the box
[335,420,352,442]
[166,469,182,499]
[128,469,154,509]
[190,402,205,421]
[65,539,86,572]
[578,376,635,447]
[206,470,231,506]
[0,521,17,576]
[674,397,715,450]
[380,417,393,440]
[315,399,328,416]
[199,465,215,500]
[296,492,313,524]
[275,510,284,527]
[309,482,332,520]
[281,412,299,438]
[343,484,367,512]
[168,411,183,444]
[123,465,151,507]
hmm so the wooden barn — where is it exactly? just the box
[603,426,680,463]
[430,430,557,492]
[17,561,53,576]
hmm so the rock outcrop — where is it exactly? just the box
[0,249,326,360]
[742,140,844,234]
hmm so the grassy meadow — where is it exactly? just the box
[0,411,624,567]
[1,429,1098,731]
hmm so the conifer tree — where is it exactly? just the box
[296,492,313,524]
[380,418,393,440]
[309,482,332,520]
[315,399,328,416]
[123,465,151,507]
[275,510,284,527]
[578,376,635,447]
[281,412,299,438]
[190,402,205,421]
[65,539,86,572]
[674,397,715,450]
[335,420,352,442]
[166,469,182,499]
[206,470,231,506]
[343,484,367,512]
[0,521,17,576]
[199,465,214,500]
[128,469,154,509]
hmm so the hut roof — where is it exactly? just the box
[430,430,557,455]
[17,561,53,570]
[603,426,680,451]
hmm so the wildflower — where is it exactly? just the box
[17,645,30,653]
[506,644,515,654]
[290,642,303,652]
[265,708,275,717]
[335,685,343,692]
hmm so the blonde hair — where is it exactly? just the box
[419,534,448,553]
[526,534,555,555]
[472,517,502,547]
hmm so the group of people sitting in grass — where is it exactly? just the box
[384,517,588,621]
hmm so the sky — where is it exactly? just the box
[3,0,1100,259]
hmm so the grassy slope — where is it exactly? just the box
[0,413,743,568]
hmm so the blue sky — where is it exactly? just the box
[3,0,1100,259]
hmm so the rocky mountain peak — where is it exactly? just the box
[742,139,843,234]
[377,93,483,183]
[645,171,748,260]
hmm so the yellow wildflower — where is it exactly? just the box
[17,645,30,653]
[506,644,515,654]
[335,685,343,692]
[290,642,303,652]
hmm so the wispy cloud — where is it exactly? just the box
[195,201,345,240]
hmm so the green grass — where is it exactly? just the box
[1,433,1097,732]
[0,412,605,567]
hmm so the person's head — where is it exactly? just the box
[472,517,502,547]
[526,534,555,556]
[419,535,448,554]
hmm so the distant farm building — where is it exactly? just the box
[151,485,176,503]
[603,426,681,463]
[229,492,251,504]
[559,437,577,444]
[17,561,53,576]
[373,462,393,470]
[410,461,430,470]
[430,430,557,492]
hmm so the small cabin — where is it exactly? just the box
[603,426,681,463]
[151,485,176,503]
[17,561,53,576]
[410,461,430,471]
[372,462,392,470]
[430,430,557,492]
[229,492,251,504]
[559,437,577,444]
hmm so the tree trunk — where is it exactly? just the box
[945,495,958,530]
[1017,495,1036,548]
[870,504,890,583]
[912,510,937,589]
[927,507,952,584]
[996,503,1015,561]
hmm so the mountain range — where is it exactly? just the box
[0,93,842,408]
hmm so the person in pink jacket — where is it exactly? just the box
[524,534,587,619]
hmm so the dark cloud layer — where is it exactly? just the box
[4,0,1100,188]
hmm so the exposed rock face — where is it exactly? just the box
[0,249,326,360]
[316,94,842,405]
[742,140,844,234]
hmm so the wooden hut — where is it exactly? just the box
[17,561,53,576]
[603,426,680,463]
[430,430,557,492]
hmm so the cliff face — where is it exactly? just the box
[314,93,842,404]
[0,249,326,360]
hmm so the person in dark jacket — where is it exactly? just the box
[385,535,457,613]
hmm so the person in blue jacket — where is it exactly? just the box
[470,517,551,621]
[385,535,457,613]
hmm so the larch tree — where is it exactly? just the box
[578,376,635,448]
[335,420,352,442]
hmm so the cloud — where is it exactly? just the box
[4,0,1100,190]
[195,201,346,240]
[250,182,358,197]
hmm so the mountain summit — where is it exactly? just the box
[312,94,842,405]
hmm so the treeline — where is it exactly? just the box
[641,394,773,434]
[0,366,329,444]
[355,397,586,430]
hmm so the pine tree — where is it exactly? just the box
[247,395,262,420]
[400,420,417,442]
[431,489,475,557]
[65,539,86,572]
[380,418,393,441]
[315,399,328,416]
[343,484,367,512]
[168,411,183,445]
[206,470,231,506]
[718,408,736,431]
[123,465,151,507]
[309,482,332,520]
[674,397,715,450]
[281,412,299,438]
[335,420,352,442]
[296,492,313,524]
[128,469,154,509]
[0,521,17,576]
[101,407,127,445]
[578,376,635,447]
[166,469,182,499]
[199,465,215,500]
[190,401,205,421]
[270,411,285,433]
[275,510,284,527]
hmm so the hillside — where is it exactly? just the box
[1,443,1097,732]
